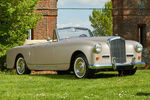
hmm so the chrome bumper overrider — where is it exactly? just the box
[89,62,145,70]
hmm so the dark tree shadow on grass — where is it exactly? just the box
[136,92,150,96]
[31,74,75,80]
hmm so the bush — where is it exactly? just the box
[0,0,41,70]
[89,1,113,36]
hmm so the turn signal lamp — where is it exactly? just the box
[138,56,142,60]
[96,57,100,60]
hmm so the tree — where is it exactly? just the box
[0,0,41,68]
[89,1,113,36]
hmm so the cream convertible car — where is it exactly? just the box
[7,27,145,78]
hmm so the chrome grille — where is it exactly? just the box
[108,37,126,63]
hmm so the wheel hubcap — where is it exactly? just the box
[74,57,86,78]
[16,58,25,74]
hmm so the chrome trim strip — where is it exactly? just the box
[102,55,110,58]
[134,62,145,68]
[89,64,112,69]
[28,63,69,66]
[127,55,134,57]
[89,62,145,70]
[107,36,125,42]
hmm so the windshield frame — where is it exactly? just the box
[56,27,94,41]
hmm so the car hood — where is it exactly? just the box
[61,36,113,43]
[83,36,112,42]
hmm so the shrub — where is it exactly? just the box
[0,0,41,69]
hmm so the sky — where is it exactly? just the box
[57,0,110,30]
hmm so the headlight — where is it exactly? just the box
[135,43,143,53]
[94,43,102,53]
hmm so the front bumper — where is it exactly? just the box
[89,62,145,70]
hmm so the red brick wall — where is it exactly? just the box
[32,0,57,39]
[112,0,150,68]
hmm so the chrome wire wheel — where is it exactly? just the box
[74,57,86,78]
[16,57,26,75]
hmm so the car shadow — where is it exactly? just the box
[136,92,150,96]
[88,73,119,79]
[31,74,76,79]
[31,73,119,80]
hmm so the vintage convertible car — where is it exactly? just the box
[7,27,145,78]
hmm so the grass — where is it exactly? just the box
[0,70,150,100]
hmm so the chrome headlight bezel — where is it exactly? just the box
[135,43,143,53]
[94,43,102,53]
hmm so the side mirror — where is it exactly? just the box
[47,37,51,41]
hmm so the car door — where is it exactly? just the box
[52,41,70,70]
[29,42,56,70]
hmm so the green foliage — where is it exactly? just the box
[89,1,113,36]
[0,70,150,100]
[0,0,41,68]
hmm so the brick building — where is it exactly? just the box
[112,0,150,68]
[29,0,57,40]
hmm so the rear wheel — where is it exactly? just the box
[73,54,91,79]
[15,56,31,75]
[118,68,137,76]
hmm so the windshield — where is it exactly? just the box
[57,27,93,40]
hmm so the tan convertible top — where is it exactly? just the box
[24,40,49,45]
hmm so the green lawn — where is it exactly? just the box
[0,70,150,100]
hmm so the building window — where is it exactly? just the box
[137,0,148,8]
[138,24,146,47]
[28,29,33,40]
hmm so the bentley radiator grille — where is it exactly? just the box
[109,37,126,63]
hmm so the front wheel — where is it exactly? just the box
[118,68,137,76]
[15,56,31,75]
[73,54,91,79]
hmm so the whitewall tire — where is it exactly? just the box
[16,56,31,75]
